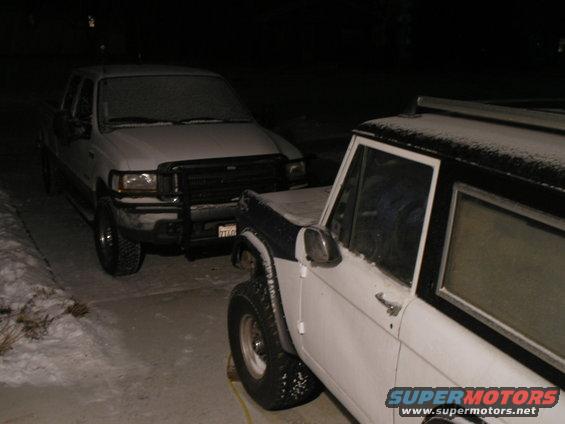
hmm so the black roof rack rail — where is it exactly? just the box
[416,96,565,132]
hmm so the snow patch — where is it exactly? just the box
[0,190,132,387]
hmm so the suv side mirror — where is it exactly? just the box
[304,226,341,265]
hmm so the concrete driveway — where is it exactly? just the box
[0,100,354,424]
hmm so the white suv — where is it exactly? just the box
[228,97,564,423]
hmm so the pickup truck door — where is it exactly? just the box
[67,77,95,190]
[295,136,439,423]
[57,74,82,171]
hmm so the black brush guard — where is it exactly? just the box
[157,154,288,247]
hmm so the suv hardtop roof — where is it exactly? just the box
[75,64,220,79]
[357,98,565,192]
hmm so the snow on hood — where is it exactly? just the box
[256,186,331,226]
[104,123,281,170]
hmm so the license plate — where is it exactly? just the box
[218,223,237,238]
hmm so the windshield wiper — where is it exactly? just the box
[104,116,175,132]
[175,117,252,125]
[175,117,224,124]
[224,118,253,123]
[108,116,173,124]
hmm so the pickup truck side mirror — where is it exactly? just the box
[304,226,341,265]
[53,110,72,140]
[72,119,91,140]
[53,111,91,142]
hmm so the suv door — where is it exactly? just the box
[296,136,439,423]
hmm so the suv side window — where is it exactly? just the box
[63,75,81,111]
[438,185,565,370]
[75,79,94,121]
[328,145,433,285]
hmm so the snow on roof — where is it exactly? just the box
[358,113,565,190]
[76,64,220,79]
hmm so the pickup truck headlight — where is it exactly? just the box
[285,160,306,181]
[112,172,157,193]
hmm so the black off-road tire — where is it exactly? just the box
[40,146,64,195]
[94,197,143,276]
[228,279,323,410]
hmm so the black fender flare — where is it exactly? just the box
[232,228,297,356]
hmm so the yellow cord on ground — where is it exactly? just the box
[227,353,254,424]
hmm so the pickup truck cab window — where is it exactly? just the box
[328,143,434,285]
[438,184,565,372]
[75,79,94,122]
[63,74,81,111]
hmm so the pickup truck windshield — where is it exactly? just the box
[97,75,252,131]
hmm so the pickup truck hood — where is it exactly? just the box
[104,123,281,169]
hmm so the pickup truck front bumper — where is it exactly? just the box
[113,200,238,245]
[110,154,306,246]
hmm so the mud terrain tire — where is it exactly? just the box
[228,279,322,410]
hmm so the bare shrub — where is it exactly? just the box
[0,317,23,355]
[66,300,89,317]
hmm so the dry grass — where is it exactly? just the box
[16,312,53,340]
[0,293,90,356]
[66,300,89,318]
[0,317,23,355]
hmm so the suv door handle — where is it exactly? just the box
[88,151,94,159]
[375,292,402,316]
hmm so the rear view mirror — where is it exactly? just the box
[304,226,341,265]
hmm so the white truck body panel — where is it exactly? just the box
[398,299,564,423]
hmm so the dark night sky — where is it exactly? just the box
[1,0,564,67]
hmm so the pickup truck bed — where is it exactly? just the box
[237,186,330,260]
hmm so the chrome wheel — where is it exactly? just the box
[239,313,267,379]
[97,209,115,264]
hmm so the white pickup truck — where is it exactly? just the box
[227,98,564,423]
[37,65,306,275]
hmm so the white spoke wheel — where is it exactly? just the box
[228,279,322,410]
[239,313,267,379]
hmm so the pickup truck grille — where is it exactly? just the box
[158,155,287,205]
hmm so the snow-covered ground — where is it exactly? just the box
[0,188,133,387]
